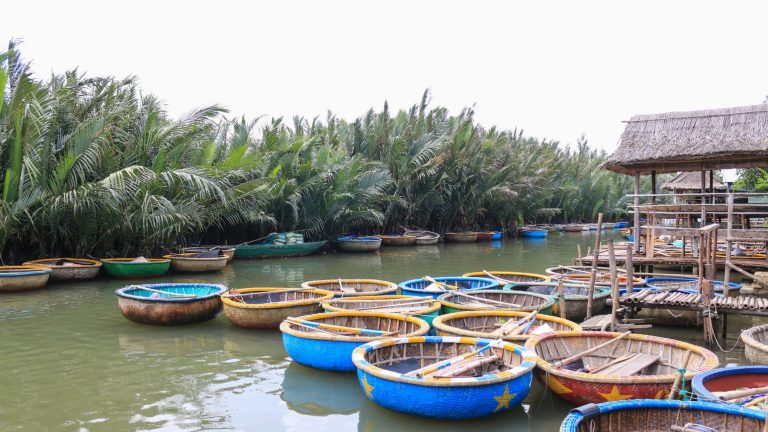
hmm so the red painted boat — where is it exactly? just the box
[524,331,719,405]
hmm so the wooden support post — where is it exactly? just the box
[586,213,604,319]
[651,171,657,205]
[625,245,634,295]
[724,192,733,297]
[557,279,567,319]
[709,170,715,204]
[700,170,707,228]
[577,244,583,265]
[608,241,619,332]
[633,172,641,253]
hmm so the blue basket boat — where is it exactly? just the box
[520,228,548,238]
[613,222,628,228]
[352,335,536,419]
[645,277,741,295]
[115,283,227,325]
[490,231,503,240]
[280,311,429,372]
[693,366,768,406]
[398,276,499,299]
[560,399,765,431]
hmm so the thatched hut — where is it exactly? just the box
[662,172,726,193]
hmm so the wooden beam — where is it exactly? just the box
[633,172,641,253]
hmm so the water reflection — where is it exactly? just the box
[281,363,365,416]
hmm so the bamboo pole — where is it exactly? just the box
[716,385,768,401]
[634,172,641,253]
[557,279,567,319]
[608,241,619,332]
[625,244,634,295]
[586,213,604,319]
[667,350,692,399]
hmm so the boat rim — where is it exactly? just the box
[322,295,441,315]
[351,335,537,386]
[115,283,227,303]
[279,311,429,342]
[691,365,768,403]
[438,289,555,311]
[162,253,229,261]
[505,283,612,301]
[432,310,582,338]
[524,330,720,384]
[101,258,171,264]
[301,278,398,292]
[336,236,382,242]
[0,265,53,276]
[221,287,334,309]
[462,271,551,283]
[22,258,102,268]
[236,240,327,248]
[742,324,768,354]
[398,276,499,293]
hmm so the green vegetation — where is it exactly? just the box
[0,40,632,261]
[736,169,768,192]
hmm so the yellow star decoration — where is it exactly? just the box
[598,385,633,402]
[654,389,668,399]
[493,384,516,412]
[547,376,573,394]
[361,375,374,399]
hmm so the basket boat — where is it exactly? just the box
[445,232,477,243]
[336,235,382,252]
[375,234,417,246]
[0,265,52,293]
[462,271,551,287]
[559,273,646,288]
[475,232,496,241]
[509,283,611,321]
[163,253,228,273]
[602,223,616,229]
[352,336,537,419]
[438,289,555,314]
[182,246,235,262]
[22,258,101,282]
[398,277,499,299]
[403,230,440,245]
[563,224,586,232]
[524,331,719,405]
[546,266,624,278]
[221,287,334,329]
[279,311,429,372]
[560,399,765,432]
[614,222,628,228]
[645,277,741,295]
[491,231,503,240]
[115,283,227,325]
[520,228,548,238]
[433,310,581,343]
[100,258,171,278]
[301,279,398,298]
[692,366,768,405]
[234,240,326,259]
[742,324,768,365]
[321,295,441,327]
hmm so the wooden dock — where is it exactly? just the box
[619,291,768,318]
[576,253,768,271]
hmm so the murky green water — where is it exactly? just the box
[0,232,757,431]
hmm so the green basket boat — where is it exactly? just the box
[234,240,327,259]
[100,258,171,279]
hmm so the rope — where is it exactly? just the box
[708,302,742,353]
[677,366,691,401]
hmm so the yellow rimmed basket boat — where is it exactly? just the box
[463,271,551,287]
[221,287,334,329]
[279,311,429,372]
[742,324,768,365]
[182,246,235,263]
[22,258,101,282]
[163,253,228,273]
[524,331,720,405]
[510,283,611,322]
[301,279,398,298]
[433,310,581,343]
[438,289,555,314]
[0,265,52,293]
[321,295,441,327]
[351,336,537,419]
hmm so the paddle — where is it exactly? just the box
[490,308,540,337]
[449,290,522,308]
[286,317,397,336]
[354,300,434,312]
[337,278,356,293]
[423,276,459,291]
[482,270,514,285]
[130,285,197,298]
[406,339,504,377]
[553,331,632,368]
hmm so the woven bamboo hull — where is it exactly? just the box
[118,296,222,325]
[279,311,429,371]
[165,255,228,273]
[560,400,766,431]
[336,237,382,252]
[222,288,333,329]
[101,259,170,278]
[525,331,720,405]
[553,296,608,322]
[22,258,100,282]
[742,324,768,364]
[225,302,322,329]
[404,230,440,245]
[182,247,235,262]
[445,232,477,242]
[351,336,537,419]
[321,295,441,327]
[376,235,417,246]
[301,279,398,297]
[0,266,52,293]
[433,310,581,343]
[438,290,555,315]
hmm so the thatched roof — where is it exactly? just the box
[661,171,726,191]
[603,104,768,174]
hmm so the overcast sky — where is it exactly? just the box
[3,0,767,151]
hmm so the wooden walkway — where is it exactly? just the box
[619,291,768,317]
[576,254,768,271]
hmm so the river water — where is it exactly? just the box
[0,232,758,431]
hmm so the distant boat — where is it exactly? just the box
[0,265,52,293]
[403,230,440,245]
[235,240,327,258]
[445,232,478,243]
[375,234,417,246]
[520,228,548,238]
[100,258,170,279]
[563,224,585,232]
[336,235,382,252]
[22,258,101,282]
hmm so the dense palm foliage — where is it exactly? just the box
[0,41,633,261]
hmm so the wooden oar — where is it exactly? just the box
[287,320,356,336]
[717,385,768,401]
[483,270,514,285]
[667,350,693,399]
[450,291,522,308]
[491,309,539,337]
[131,285,197,298]
[423,276,459,290]
[510,308,543,336]
[337,278,356,293]
[406,339,504,377]
[430,354,500,379]
[286,317,397,336]
[553,331,631,368]
[557,265,592,275]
